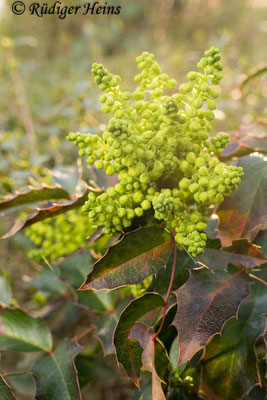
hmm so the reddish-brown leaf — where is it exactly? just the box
[130,323,168,399]
[79,226,173,291]
[220,124,267,159]
[216,156,267,246]
[2,186,99,239]
[197,239,266,271]
[0,185,69,215]
[173,268,251,365]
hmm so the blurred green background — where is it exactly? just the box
[0,1,266,399]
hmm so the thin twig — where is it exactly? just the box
[152,230,177,342]
[3,369,29,377]
[249,273,267,287]
[73,325,96,342]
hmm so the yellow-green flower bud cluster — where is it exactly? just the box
[174,211,209,256]
[67,47,243,257]
[67,132,103,166]
[152,189,181,221]
[26,210,94,261]
[206,133,229,156]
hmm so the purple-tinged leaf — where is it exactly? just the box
[217,156,267,246]
[173,268,251,365]
[200,281,266,399]
[197,239,266,271]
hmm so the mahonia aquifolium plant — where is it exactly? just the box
[66,47,243,257]
[26,210,94,261]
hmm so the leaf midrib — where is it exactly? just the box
[89,240,172,287]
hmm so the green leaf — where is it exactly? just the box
[152,248,191,295]
[0,275,12,306]
[173,269,251,365]
[217,156,267,246]
[197,239,266,271]
[0,374,16,399]
[200,281,267,400]
[60,252,93,289]
[51,166,79,195]
[253,230,267,257]
[31,340,82,400]
[0,308,52,352]
[0,186,69,215]
[96,313,118,355]
[2,185,99,239]
[131,322,169,399]
[80,226,173,291]
[29,269,69,298]
[114,293,164,384]
[75,353,118,388]
[79,286,117,313]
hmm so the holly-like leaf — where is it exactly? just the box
[2,186,99,239]
[217,156,267,246]
[152,248,191,296]
[197,239,266,271]
[0,374,16,399]
[114,293,164,384]
[31,340,82,400]
[200,281,267,400]
[80,226,173,291]
[173,268,251,365]
[0,308,52,352]
[0,186,70,215]
[131,323,169,399]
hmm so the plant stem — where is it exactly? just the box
[3,369,29,377]
[73,325,96,342]
[152,231,177,342]
[248,273,267,287]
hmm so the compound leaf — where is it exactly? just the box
[80,226,173,291]
[31,340,82,400]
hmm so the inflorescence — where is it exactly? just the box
[66,47,243,257]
